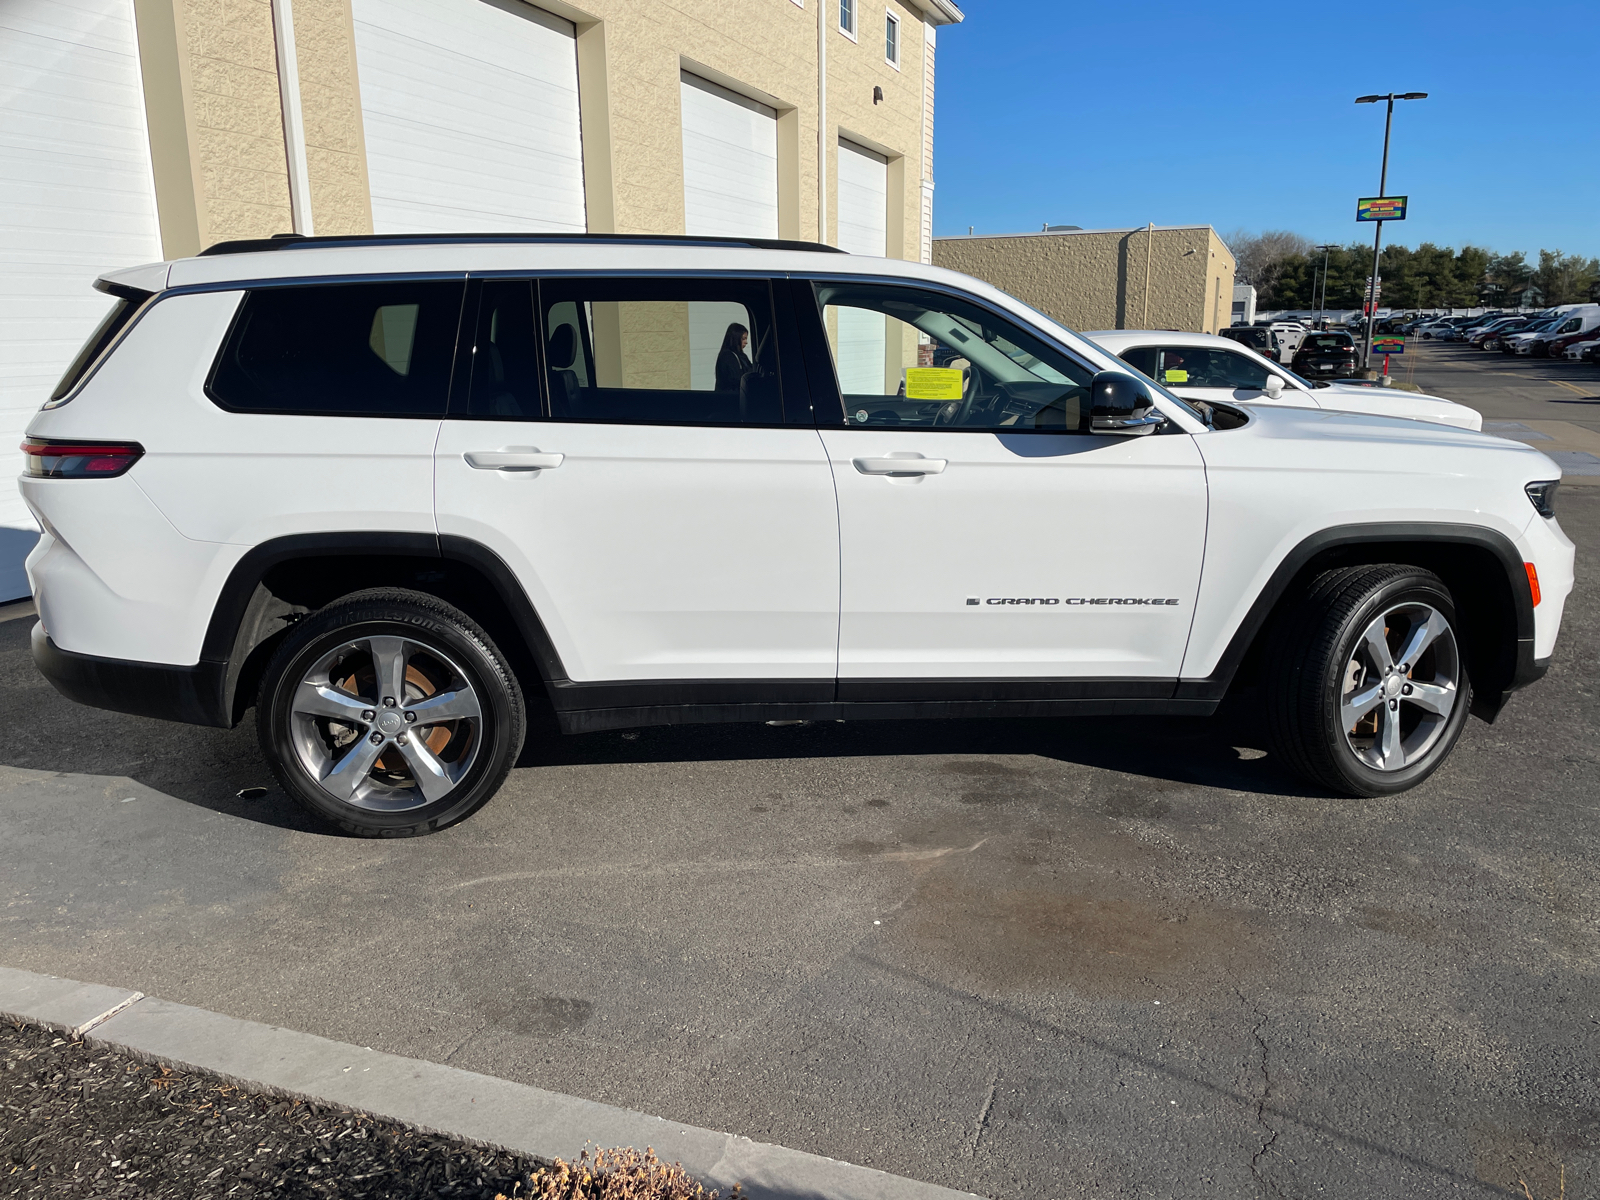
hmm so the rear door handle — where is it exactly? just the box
[464,448,564,472]
[852,455,947,476]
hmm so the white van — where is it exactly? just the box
[1508,306,1600,356]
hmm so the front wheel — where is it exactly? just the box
[1265,565,1471,797]
[257,589,525,836]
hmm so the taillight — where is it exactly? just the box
[20,437,144,478]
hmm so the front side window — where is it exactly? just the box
[1118,345,1271,390]
[209,280,463,416]
[839,0,855,35]
[540,277,784,426]
[885,12,899,63]
[812,282,1095,432]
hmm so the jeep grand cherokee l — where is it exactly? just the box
[22,234,1574,835]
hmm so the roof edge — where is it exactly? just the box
[935,225,1218,241]
[907,0,964,24]
[197,232,847,258]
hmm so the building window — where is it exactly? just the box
[885,11,899,66]
[839,0,855,37]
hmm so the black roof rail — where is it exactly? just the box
[198,232,847,257]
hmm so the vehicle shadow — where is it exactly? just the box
[0,616,1313,837]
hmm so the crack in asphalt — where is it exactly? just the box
[1239,988,1281,1197]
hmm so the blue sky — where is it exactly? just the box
[931,1,1600,258]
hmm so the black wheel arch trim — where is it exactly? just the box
[1178,521,1539,720]
[200,532,573,726]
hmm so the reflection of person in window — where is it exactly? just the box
[715,323,754,393]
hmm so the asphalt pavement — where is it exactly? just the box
[2,343,1596,1198]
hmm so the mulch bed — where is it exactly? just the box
[1,1019,546,1198]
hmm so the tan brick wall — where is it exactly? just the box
[933,227,1232,334]
[182,0,292,239]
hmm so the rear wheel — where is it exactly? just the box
[1265,565,1471,797]
[257,589,524,836]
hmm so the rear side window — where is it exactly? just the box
[208,281,464,416]
[537,277,785,426]
[50,294,146,401]
[1119,346,1271,389]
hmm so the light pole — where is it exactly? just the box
[1315,244,1337,326]
[1355,91,1427,374]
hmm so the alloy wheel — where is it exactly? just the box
[1339,602,1460,771]
[288,635,484,811]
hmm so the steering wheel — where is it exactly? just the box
[932,377,979,427]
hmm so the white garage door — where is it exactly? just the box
[680,73,778,239]
[352,0,586,234]
[0,0,163,600]
[834,141,889,395]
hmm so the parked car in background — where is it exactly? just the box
[1521,305,1600,356]
[1470,317,1532,347]
[1413,320,1458,340]
[1440,315,1501,342]
[1565,337,1600,362]
[1086,330,1482,430]
[1292,331,1360,377]
[1501,318,1567,354]
[1220,322,1304,363]
[1546,324,1600,360]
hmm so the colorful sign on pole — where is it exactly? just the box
[1374,336,1405,355]
[1357,196,1408,222]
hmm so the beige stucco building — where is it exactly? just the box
[126,0,962,256]
[933,226,1238,335]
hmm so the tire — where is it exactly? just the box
[257,588,525,836]
[1264,565,1471,797]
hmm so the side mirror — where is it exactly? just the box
[1090,370,1164,435]
[1262,374,1286,398]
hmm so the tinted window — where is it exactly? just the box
[51,295,145,401]
[209,281,464,416]
[1222,327,1272,351]
[1302,335,1353,349]
[1119,346,1271,390]
[811,282,1094,432]
[539,277,784,425]
[464,280,540,419]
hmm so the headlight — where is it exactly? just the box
[1525,479,1559,518]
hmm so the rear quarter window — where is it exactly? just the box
[50,294,148,402]
[208,280,465,416]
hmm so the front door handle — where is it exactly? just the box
[852,454,947,476]
[464,448,564,472]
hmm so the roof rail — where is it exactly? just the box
[198,232,848,257]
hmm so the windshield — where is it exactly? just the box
[1005,296,1209,425]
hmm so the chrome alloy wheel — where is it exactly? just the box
[1340,602,1460,772]
[289,635,483,812]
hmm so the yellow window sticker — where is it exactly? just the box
[1163,368,1189,383]
[904,367,964,400]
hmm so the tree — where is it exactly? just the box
[1227,235,1595,313]
[1220,229,1315,306]
[1531,250,1600,306]
[1483,251,1532,308]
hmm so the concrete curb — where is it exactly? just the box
[0,966,981,1200]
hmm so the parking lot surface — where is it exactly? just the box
[3,344,1597,1198]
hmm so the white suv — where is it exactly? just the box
[22,234,1574,836]
[1085,330,1483,430]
